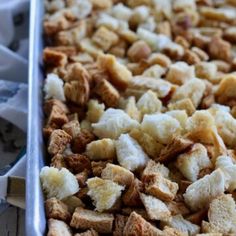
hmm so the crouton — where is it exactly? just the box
[183,169,225,211]
[97,54,131,90]
[64,154,91,174]
[116,134,149,171]
[74,229,98,236]
[70,207,114,233]
[92,108,139,139]
[45,197,71,222]
[43,48,67,68]
[51,154,66,169]
[166,201,190,216]
[195,62,217,83]
[142,160,169,180]
[62,196,85,214]
[165,110,188,129]
[168,98,196,116]
[144,173,179,202]
[46,106,68,129]
[123,211,163,236]
[140,193,171,221]
[163,214,200,236]
[137,90,162,115]
[175,143,212,182]
[40,167,79,200]
[157,136,193,163]
[122,178,143,207]
[91,161,110,177]
[87,177,124,212]
[62,120,80,139]
[141,113,182,144]
[86,99,105,124]
[124,96,142,122]
[48,219,72,236]
[44,99,69,116]
[186,209,207,225]
[162,226,188,236]
[48,130,72,156]
[101,163,134,186]
[166,62,195,85]
[203,194,236,234]
[142,65,166,78]
[113,214,129,236]
[86,139,116,161]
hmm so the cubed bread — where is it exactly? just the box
[142,65,166,78]
[75,229,98,236]
[48,129,72,156]
[171,78,206,108]
[113,214,129,236]
[91,161,109,177]
[166,201,190,217]
[48,219,72,236]
[196,234,222,236]
[144,173,179,202]
[87,177,124,212]
[92,108,139,139]
[137,90,162,115]
[141,113,182,144]
[168,98,196,116]
[195,62,217,83]
[183,169,225,211]
[165,110,188,129]
[142,160,169,180]
[175,143,212,182]
[215,155,236,192]
[162,226,188,236]
[163,214,200,236]
[86,138,116,161]
[124,96,142,122]
[62,120,80,139]
[140,193,171,221]
[122,178,143,207]
[116,134,149,171]
[70,207,114,233]
[45,197,71,222]
[203,194,236,234]
[101,163,134,186]
[62,196,85,214]
[86,99,105,123]
[123,211,163,236]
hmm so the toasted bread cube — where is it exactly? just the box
[140,193,171,221]
[142,160,169,180]
[116,134,149,171]
[92,26,119,51]
[87,177,124,212]
[195,62,217,83]
[48,129,72,156]
[176,143,212,182]
[123,211,163,236]
[163,215,200,236]
[62,120,80,139]
[166,201,190,217]
[122,178,143,207]
[45,197,71,222]
[184,169,225,211]
[144,173,179,202]
[171,78,206,108]
[216,155,236,192]
[92,108,139,139]
[203,194,236,234]
[62,196,85,214]
[141,113,182,144]
[70,207,114,233]
[137,90,162,115]
[162,226,188,236]
[129,128,164,158]
[86,138,116,161]
[166,62,195,85]
[48,219,72,236]
[168,98,196,116]
[97,54,131,90]
[113,214,129,236]
[43,48,67,68]
[101,163,134,186]
[142,64,166,78]
[91,161,109,177]
[75,229,98,236]
[86,99,105,123]
[166,110,188,129]
[124,96,141,122]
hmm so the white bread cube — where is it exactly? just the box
[166,110,188,130]
[48,219,72,236]
[116,134,149,171]
[142,160,169,179]
[111,3,132,21]
[195,62,217,83]
[86,99,105,123]
[87,177,124,212]
[163,214,200,236]
[176,143,212,182]
[137,90,162,115]
[184,169,225,211]
[92,108,139,139]
[216,155,236,192]
[203,194,236,234]
[70,207,114,233]
[166,61,195,85]
[142,64,166,78]
[86,138,116,161]
[171,78,206,108]
[96,13,119,31]
[101,163,134,186]
[141,113,182,144]
[124,96,141,122]
[140,193,171,221]
[40,167,79,200]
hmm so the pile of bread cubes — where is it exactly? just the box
[40,0,236,235]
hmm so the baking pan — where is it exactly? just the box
[26,0,46,235]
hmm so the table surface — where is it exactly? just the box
[0,118,26,236]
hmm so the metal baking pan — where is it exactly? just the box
[26,0,46,235]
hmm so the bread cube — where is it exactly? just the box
[48,219,72,236]
[86,99,105,123]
